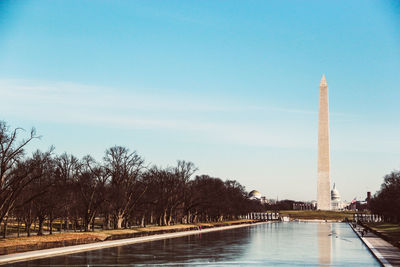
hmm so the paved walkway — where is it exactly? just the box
[0,222,268,265]
[351,224,400,267]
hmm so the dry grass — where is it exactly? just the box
[278,210,357,221]
[0,232,105,248]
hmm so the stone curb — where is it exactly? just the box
[359,222,400,250]
[349,223,391,267]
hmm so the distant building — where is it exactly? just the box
[311,200,317,209]
[331,183,344,210]
[331,184,349,210]
[248,190,268,204]
[346,192,370,211]
[366,191,371,206]
[293,200,317,210]
[249,190,262,200]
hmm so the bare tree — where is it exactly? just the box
[141,161,197,226]
[55,153,80,231]
[103,146,145,229]
[0,121,39,226]
[370,171,400,222]
[75,155,107,231]
[29,149,56,236]
[144,167,175,226]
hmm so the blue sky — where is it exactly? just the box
[0,0,399,201]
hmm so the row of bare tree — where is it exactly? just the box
[0,121,264,237]
[369,170,400,223]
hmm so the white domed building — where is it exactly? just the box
[248,190,268,204]
[331,183,343,210]
[249,190,262,200]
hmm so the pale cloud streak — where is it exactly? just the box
[0,78,321,149]
[0,78,319,114]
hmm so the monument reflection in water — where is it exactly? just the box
[10,222,379,266]
[318,223,332,265]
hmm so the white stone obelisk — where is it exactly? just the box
[317,74,331,210]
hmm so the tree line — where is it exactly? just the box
[369,170,400,223]
[0,121,265,237]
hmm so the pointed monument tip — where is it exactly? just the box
[320,74,327,86]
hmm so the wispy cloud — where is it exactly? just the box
[0,78,321,114]
[0,78,323,148]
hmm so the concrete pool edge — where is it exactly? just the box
[349,223,391,267]
[0,221,271,265]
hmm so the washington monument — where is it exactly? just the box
[317,74,331,210]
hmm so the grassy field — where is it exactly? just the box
[364,222,400,248]
[278,210,357,221]
[0,219,108,236]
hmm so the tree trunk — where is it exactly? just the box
[116,215,124,229]
[2,217,8,238]
[49,219,53,235]
[140,215,145,227]
[91,217,95,232]
[37,216,45,236]
[17,218,20,237]
[108,215,112,229]
[84,215,90,232]
[64,218,69,231]
[26,222,32,237]
[167,207,173,226]
[163,209,167,226]
[104,214,111,230]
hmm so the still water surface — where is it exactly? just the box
[11,222,380,266]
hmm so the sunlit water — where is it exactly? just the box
[10,222,380,266]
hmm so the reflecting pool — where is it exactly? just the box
[10,222,380,266]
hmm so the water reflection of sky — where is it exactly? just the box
[10,223,380,266]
